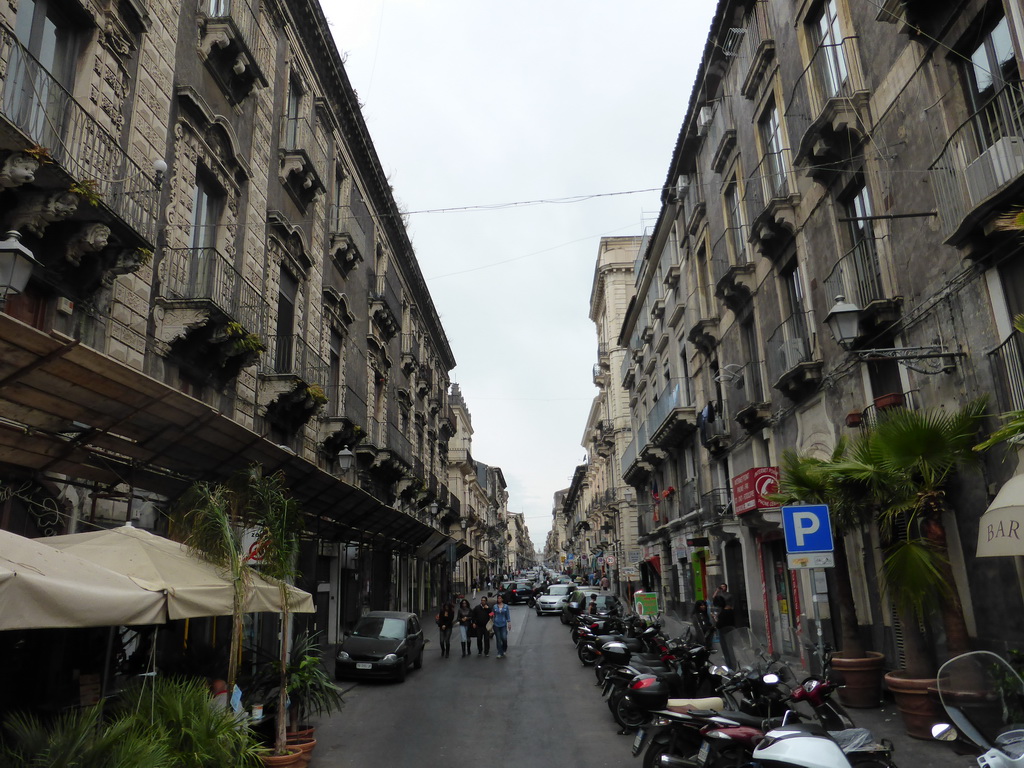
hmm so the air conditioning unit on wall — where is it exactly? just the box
[697,106,715,136]
[965,136,1024,208]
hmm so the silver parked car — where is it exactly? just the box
[534,583,574,616]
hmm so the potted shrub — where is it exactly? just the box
[116,676,264,768]
[774,441,885,708]
[251,632,344,765]
[837,399,987,736]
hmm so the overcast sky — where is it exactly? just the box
[320,1,717,552]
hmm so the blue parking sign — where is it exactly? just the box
[782,505,834,553]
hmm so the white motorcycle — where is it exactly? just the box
[932,650,1024,767]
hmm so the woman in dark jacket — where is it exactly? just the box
[456,598,473,657]
[436,601,455,658]
[470,596,492,657]
[692,599,714,648]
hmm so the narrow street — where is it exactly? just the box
[315,602,635,767]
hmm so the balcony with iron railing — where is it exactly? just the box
[700,487,733,523]
[930,84,1024,244]
[200,0,271,103]
[368,272,401,340]
[766,311,821,401]
[701,98,738,175]
[856,389,921,429]
[328,203,374,271]
[785,37,868,181]
[822,236,899,338]
[744,150,798,260]
[401,333,420,374]
[989,334,1024,414]
[732,361,771,432]
[161,248,264,334]
[386,421,414,468]
[0,27,159,245]
[280,115,326,205]
[736,0,777,99]
[711,226,755,312]
[681,173,707,236]
[648,378,697,448]
[262,333,329,389]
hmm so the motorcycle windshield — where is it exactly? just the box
[937,651,1024,755]
[719,626,763,672]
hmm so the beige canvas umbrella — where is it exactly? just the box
[43,523,314,619]
[977,473,1024,557]
[0,529,166,629]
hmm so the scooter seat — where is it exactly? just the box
[668,696,726,713]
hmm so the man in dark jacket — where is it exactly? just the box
[470,596,492,656]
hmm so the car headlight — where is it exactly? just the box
[337,651,351,661]
[382,653,399,663]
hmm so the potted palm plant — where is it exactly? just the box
[774,440,886,708]
[833,399,987,737]
[171,465,306,766]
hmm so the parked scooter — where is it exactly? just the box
[932,650,1024,768]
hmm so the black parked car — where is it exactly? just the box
[560,590,622,624]
[335,611,425,682]
[500,581,536,605]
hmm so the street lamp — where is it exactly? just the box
[336,447,355,472]
[0,231,40,307]
[824,294,962,374]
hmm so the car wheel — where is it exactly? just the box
[560,612,568,625]
[413,648,423,670]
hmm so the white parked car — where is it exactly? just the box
[534,583,574,616]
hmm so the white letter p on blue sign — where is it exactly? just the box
[782,505,834,554]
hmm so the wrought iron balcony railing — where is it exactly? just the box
[161,248,264,334]
[930,84,1024,238]
[647,377,696,436]
[0,27,159,242]
[281,115,325,180]
[263,333,329,389]
[745,149,793,221]
[766,311,815,385]
[204,0,272,79]
[822,236,887,311]
[328,203,375,260]
[989,333,1024,413]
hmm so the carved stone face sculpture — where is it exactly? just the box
[0,152,40,188]
[46,191,80,221]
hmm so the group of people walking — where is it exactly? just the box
[435,594,512,659]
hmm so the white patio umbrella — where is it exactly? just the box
[977,473,1024,557]
[0,529,166,629]
[43,523,314,619]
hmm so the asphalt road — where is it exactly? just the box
[314,600,639,767]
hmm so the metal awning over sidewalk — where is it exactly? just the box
[0,315,451,552]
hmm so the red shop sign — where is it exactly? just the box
[731,466,780,515]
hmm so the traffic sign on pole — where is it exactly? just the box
[782,504,834,553]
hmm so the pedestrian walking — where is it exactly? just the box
[600,574,610,590]
[491,594,512,658]
[470,595,492,656]
[435,601,455,658]
[456,598,473,657]
[692,598,714,648]
[712,583,736,630]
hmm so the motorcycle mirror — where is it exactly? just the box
[931,723,957,742]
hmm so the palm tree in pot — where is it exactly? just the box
[774,438,886,707]
[832,399,987,737]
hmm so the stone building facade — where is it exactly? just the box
[0,0,517,668]
[573,0,1024,661]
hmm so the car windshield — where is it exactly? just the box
[546,585,572,596]
[352,616,406,640]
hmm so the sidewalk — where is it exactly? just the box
[655,613,970,765]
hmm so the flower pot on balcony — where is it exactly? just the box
[874,392,905,411]
[845,410,863,428]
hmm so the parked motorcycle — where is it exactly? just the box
[932,650,1024,768]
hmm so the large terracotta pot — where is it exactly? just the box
[259,748,303,767]
[831,651,885,708]
[286,735,317,767]
[884,670,943,739]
